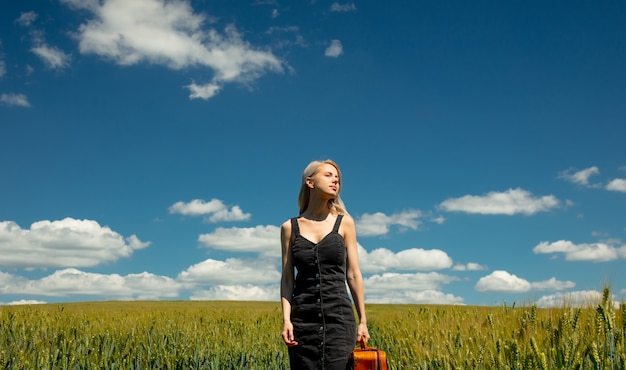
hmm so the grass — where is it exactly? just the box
[0,287,623,369]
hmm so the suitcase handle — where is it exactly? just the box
[357,338,370,350]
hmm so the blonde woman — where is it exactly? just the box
[281,160,369,369]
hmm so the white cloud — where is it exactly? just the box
[358,244,452,274]
[330,3,357,12]
[4,300,47,306]
[325,40,343,58]
[439,188,560,215]
[356,210,422,237]
[124,272,181,299]
[557,166,626,192]
[0,271,25,288]
[15,11,38,26]
[475,270,575,293]
[452,262,488,271]
[559,166,600,187]
[531,277,576,291]
[169,198,251,222]
[533,240,626,262]
[190,267,465,304]
[61,0,283,99]
[198,225,280,257]
[536,290,620,309]
[187,82,222,100]
[475,270,531,293]
[60,0,100,11]
[431,216,445,224]
[177,257,280,286]
[364,272,462,304]
[0,268,180,299]
[0,93,31,107]
[606,178,626,193]
[31,44,71,69]
[368,289,463,305]
[0,218,150,268]
[190,284,277,301]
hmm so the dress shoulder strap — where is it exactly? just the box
[332,214,344,233]
[290,217,300,236]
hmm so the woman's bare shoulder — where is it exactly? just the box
[340,213,355,226]
[281,218,295,233]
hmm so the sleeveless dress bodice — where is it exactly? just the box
[288,215,357,370]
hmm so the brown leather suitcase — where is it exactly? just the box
[349,341,388,370]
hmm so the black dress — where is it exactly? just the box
[288,215,357,370]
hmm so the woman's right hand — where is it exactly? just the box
[282,321,298,346]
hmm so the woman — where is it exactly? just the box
[281,159,370,370]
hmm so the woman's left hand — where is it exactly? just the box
[357,323,370,345]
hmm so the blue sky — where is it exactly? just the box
[1,0,625,307]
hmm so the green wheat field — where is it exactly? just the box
[1,287,623,369]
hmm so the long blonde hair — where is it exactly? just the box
[297,160,347,215]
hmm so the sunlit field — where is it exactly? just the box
[1,287,623,369]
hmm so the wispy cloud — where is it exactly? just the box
[533,239,626,262]
[60,0,283,100]
[431,216,445,224]
[15,11,71,71]
[187,82,221,100]
[0,59,6,78]
[452,262,488,271]
[559,166,626,193]
[559,166,601,187]
[266,26,307,50]
[325,39,343,58]
[31,44,71,69]
[439,188,560,215]
[0,93,31,107]
[15,11,38,27]
[330,2,357,13]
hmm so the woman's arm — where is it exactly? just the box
[280,220,298,346]
[343,214,370,344]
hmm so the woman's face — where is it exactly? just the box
[308,163,340,197]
